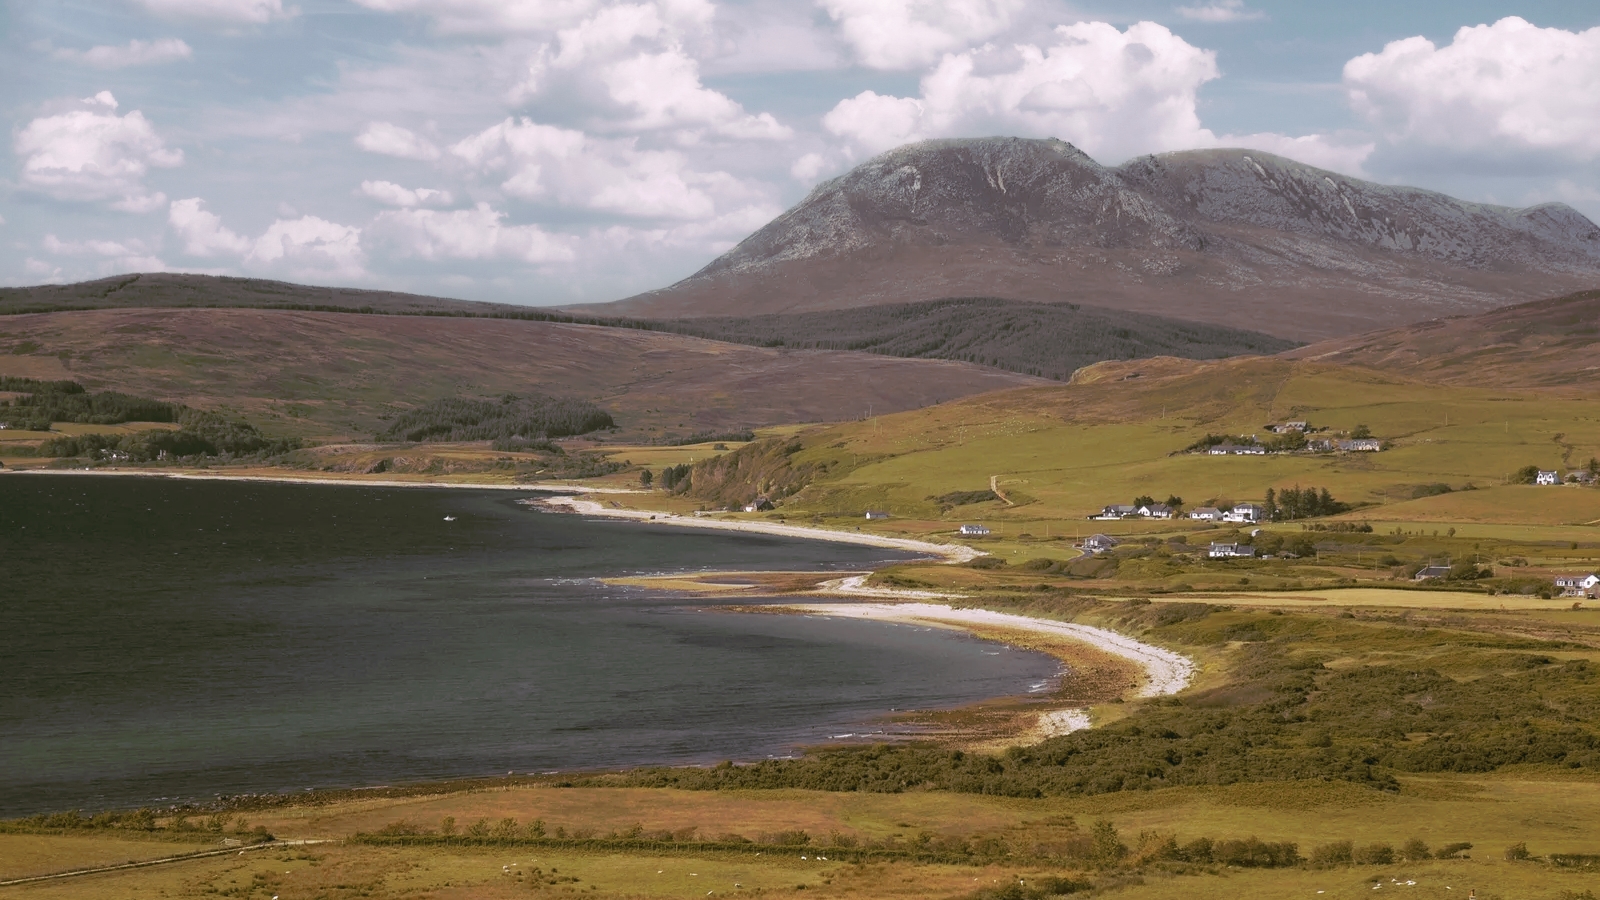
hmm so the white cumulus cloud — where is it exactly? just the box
[451,116,759,219]
[354,122,441,161]
[1345,16,1600,164]
[14,92,182,211]
[359,180,454,207]
[53,38,194,68]
[134,0,292,24]
[248,216,365,278]
[821,0,1023,70]
[822,21,1221,161]
[169,198,252,255]
[367,203,576,263]
[1175,1,1265,23]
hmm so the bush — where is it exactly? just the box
[1309,840,1353,868]
[1433,841,1472,859]
[1401,837,1430,861]
[1354,843,1395,865]
[1505,841,1531,861]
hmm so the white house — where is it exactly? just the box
[1223,503,1266,524]
[1555,574,1599,596]
[1536,470,1561,485]
[1208,542,1255,558]
[1082,534,1120,554]
[1136,502,1174,519]
[1338,439,1383,452]
[1188,506,1222,521]
[1209,443,1267,456]
[864,510,889,520]
[743,497,775,512]
[959,524,990,536]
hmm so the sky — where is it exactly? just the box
[4,0,1600,305]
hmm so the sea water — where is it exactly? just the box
[0,475,1056,815]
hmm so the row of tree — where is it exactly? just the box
[377,394,613,443]
[1265,486,1347,520]
[29,408,300,462]
[0,378,181,430]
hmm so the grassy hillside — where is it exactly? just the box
[679,357,1600,528]
[0,272,521,316]
[1288,287,1600,390]
[3,275,1300,383]
[650,297,1298,381]
[0,308,1042,443]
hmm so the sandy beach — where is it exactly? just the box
[533,495,983,563]
[780,602,1196,739]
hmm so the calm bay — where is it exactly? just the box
[0,475,1056,816]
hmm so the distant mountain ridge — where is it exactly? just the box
[574,138,1600,341]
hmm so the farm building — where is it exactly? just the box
[958,524,990,536]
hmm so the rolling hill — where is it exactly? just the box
[576,138,1600,341]
[0,308,1043,442]
[1286,287,1600,390]
[1,273,1300,384]
[652,296,1297,380]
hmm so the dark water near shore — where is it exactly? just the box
[0,475,1057,816]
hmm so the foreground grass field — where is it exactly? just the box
[7,774,1599,898]
[8,593,1600,898]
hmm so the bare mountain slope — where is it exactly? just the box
[576,138,1600,341]
[1285,288,1600,391]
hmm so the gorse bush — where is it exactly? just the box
[377,394,613,443]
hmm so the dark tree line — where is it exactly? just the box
[658,463,692,491]
[1266,486,1348,521]
[377,394,613,443]
[33,408,299,461]
[0,378,180,430]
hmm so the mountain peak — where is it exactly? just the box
[576,138,1600,341]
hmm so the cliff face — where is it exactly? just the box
[574,138,1600,341]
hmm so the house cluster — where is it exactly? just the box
[1265,421,1309,434]
[1535,469,1597,485]
[959,524,990,536]
[1556,573,1600,598]
[1092,502,1175,520]
[1207,443,1268,456]
[1314,438,1383,452]
[1188,503,1266,524]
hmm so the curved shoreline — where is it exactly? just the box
[784,603,1194,699]
[779,602,1196,740]
[533,495,983,563]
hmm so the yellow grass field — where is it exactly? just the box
[7,775,1599,898]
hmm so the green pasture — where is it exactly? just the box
[757,363,1600,534]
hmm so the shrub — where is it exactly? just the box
[1434,841,1472,859]
[1309,840,1353,868]
[1090,821,1127,868]
[1353,843,1395,865]
[1505,841,1530,861]
[1401,838,1430,861]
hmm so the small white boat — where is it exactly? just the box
[443,515,457,522]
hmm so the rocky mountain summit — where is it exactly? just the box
[580,138,1600,341]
